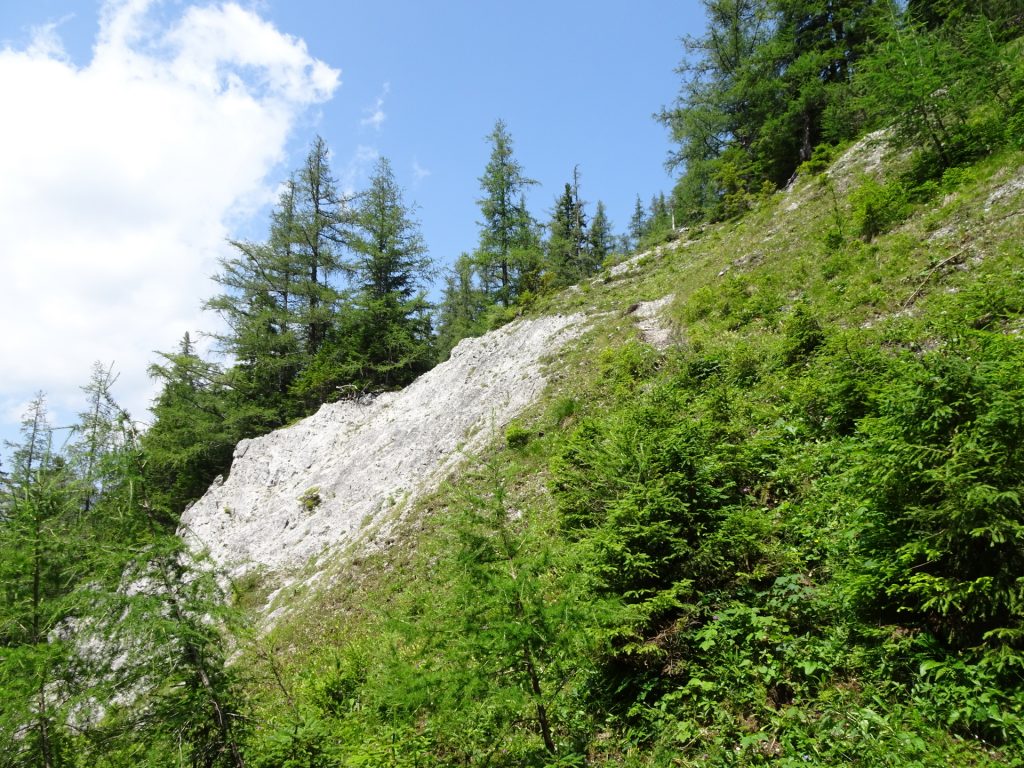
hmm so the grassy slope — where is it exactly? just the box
[237,138,1024,766]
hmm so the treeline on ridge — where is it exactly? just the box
[145,121,630,517]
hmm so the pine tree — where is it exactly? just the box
[477,120,538,306]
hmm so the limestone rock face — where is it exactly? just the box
[178,313,585,578]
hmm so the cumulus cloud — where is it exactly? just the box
[0,0,340,434]
[360,81,389,130]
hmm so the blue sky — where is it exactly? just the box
[0,0,705,451]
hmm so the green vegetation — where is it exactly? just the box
[234,46,1024,757]
[4,1,1024,765]
[1,376,246,768]
[236,136,1024,763]
[659,0,1024,225]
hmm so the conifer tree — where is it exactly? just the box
[347,157,434,389]
[67,406,248,768]
[659,0,773,220]
[426,462,597,757]
[205,192,305,429]
[436,253,489,361]
[547,167,593,286]
[206,138,351,425]
[763,0,893,175]
[0,397,76,768]
[659,0,894,220]
[291,137,351,359]
[144,333,234,518]
[855,10,1016,170]
[588,200,615,267]
[629,194,648,249]
[477,120,538,306]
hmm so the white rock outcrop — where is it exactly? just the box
[179,313,586,579]
[634,294,675,350]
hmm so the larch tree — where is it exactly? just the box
[0,396,76,768]
[204,185,305,430]
[205,138,352,427]
[291,137,352,359]
[658,0,773,221]
[477,119,538,307]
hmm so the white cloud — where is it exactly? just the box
[27,17,74,61]
[340,144,381,196]
[0,0,340,434]
[412,159,432,182]
[359,81,389,130]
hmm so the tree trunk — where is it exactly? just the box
[522,645,556,755]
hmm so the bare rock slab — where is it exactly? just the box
[179,313,586,579]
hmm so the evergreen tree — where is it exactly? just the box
[649,192,672,232]
[547,167,593,286]
[762,0,894,176]
[143,333,234,519]
[346,157,434,390]
[435,253,490,361]
[291,137,351,359]
[628,194,648,248]
[587,200,615,267]
[0,397,76,768]
[477,120,538,306]
[206,138,352,426]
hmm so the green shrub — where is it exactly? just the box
[780,302,824,366]
[850,334,1024,652]
[850,176,909,241]
[798,143,837,176]
[505,423,531,449]
[299,486,322,511]
[940,166,973,191]
[550,396,579,427]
